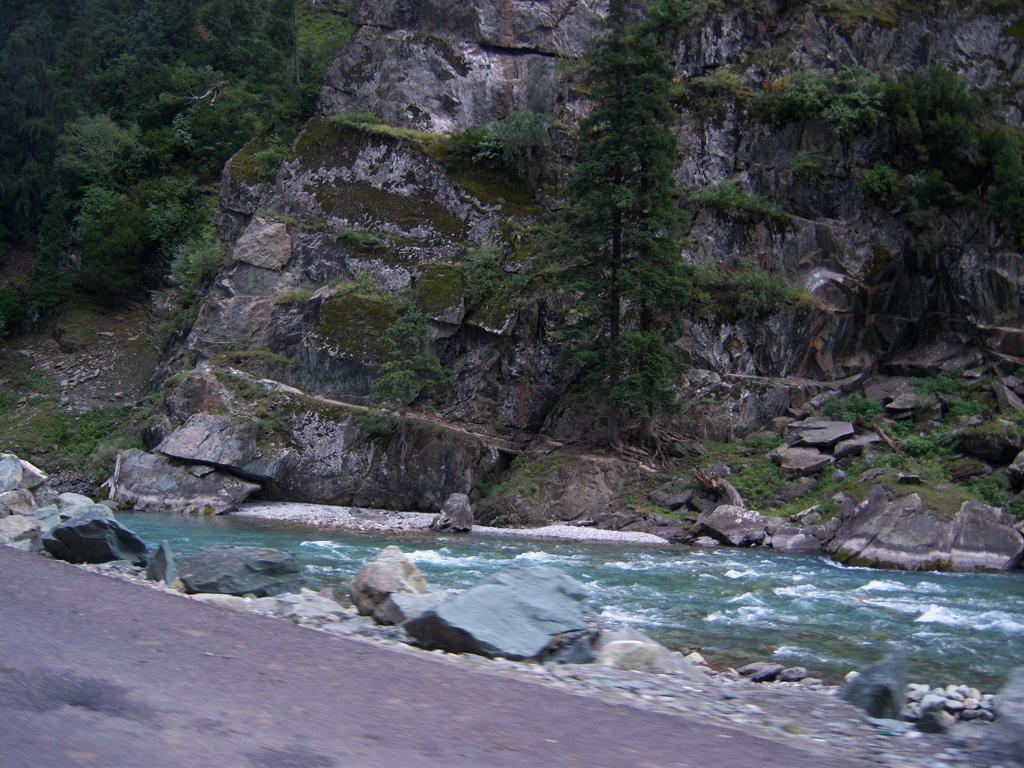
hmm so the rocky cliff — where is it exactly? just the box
[117,0,1024,567]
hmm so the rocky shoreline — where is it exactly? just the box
[3,450,1022,767]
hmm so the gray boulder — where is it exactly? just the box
[57,492,96,518]
[403,565,589,660]
[838,649,907,720]
[29,505,61,535]
[833,433,882,459]
[350,546,429,623]
[178,547,304,596]
[0,489,36,516]
[648,487,693,511]
[157,413,290,484]
[42,509,148,565]
[380,590,458,626]
[596,628,694,674]
[738,662,784,683]
[108,449,261,515]
[695,505,767,547]
[957,423,1022,465]
[0,455,23,492]
[145,541,177,583]
[826,486,1023,571]
[990,667,1024,763]
[766,523,822,553]
[16,459,47,490]
[0,515,40,545]
[432,493,473,532]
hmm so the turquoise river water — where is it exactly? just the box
[118,511,1024,690]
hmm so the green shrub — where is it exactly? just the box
[759,66,886,138]
[155,227,223,348]
[74,185,149,299]
[689,67,743,95]
[441,112,552,189]
[862,163,904,205]
[684,262,803,322]
[824,394,885,423]
[792,150,829,184]
[690,180,790,224]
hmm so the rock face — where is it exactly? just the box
[42,509,148,565]
[839,649,907,720]
[404,565,589,659]
[432,493,473,532]
[108,449,261,515]
[825,486,1024,571]
[178,547,304,596]
[349,546,429,623]
[695,505,768,547]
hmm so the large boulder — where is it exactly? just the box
[42,509,148,565]
[595,628,694,674]
[108,449,261,514]
[431,493,473,532]
[178,547,304,596]
[839,649,907,720]
[826,486,1023,571]
[0,455,23,492]
[379,590,458,627]
[956,423,1022,465]
[350,546,429,623]
[157,413,290,484]
[990,667,1024,763]
[57,492,96,518]
[403,565,590,660]
[695,505,767,547]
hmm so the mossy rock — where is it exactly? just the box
[314,182,463,240]
[291,117,365,170]
[316,291,398,364]
[413,263,465,317]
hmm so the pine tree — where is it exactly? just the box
[372,303,452,419]
[550,0,686,451]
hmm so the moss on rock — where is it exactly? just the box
[316,290,398,364]
[413,263,465,316]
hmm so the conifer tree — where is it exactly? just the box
[550,0,686,451]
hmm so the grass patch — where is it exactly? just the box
[688,180,791,225]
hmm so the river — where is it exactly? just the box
[118,511,1024,690]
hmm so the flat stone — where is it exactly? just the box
[768,446,832,478]
[695,505,767,547]
[885,391,918,412]
[788,420,855,448]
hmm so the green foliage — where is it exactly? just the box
[690,180,790,224]
[689,67,744,96]
[606,330,686,420]
[824,394,884,423]
[56,114,146,192]
[440,112,553,190]
[413,264,465,316]
[155,227,223,349]
[74,186,149,299]
[335,228,389,251]
[463,245,530,321]
[758,66,886,138]
[792,150,830,184]
[861,163,904,205]
[685,263,806,322]
[372,303,452,410]
[645,0,724,32]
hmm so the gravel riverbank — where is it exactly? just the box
[234,502,671,545]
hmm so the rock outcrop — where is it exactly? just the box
[825,486,1024,571]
